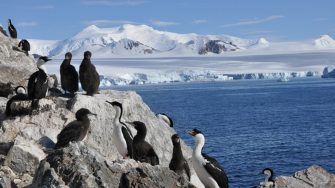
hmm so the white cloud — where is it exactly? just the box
[222,15,284,28]
[17,21,38,27]
[83,0,146,6]
[85,20,137,26]
[192,19,208,24]
[151,20,179,27]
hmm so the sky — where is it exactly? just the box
[0,0,334,41]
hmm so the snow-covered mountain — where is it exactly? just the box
[28,24,335,58]
[29,24,264,57]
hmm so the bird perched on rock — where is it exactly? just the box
[79,51,100,96]
[106,101,133,159]
[55,108,97,149]
[127,121,159,165]
[5,86,29,116]
[7,19,17,39]
[254,168,275,188]
[28,56,51,99]
[169,134,191,182]
[28,56,51,109]
[156,113,174,127]
[60,52,78,96]
[18,39,30,56]
[188,128,229,188]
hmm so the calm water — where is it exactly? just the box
[115,78,335,188]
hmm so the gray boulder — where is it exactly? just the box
[275,165,335,188]
[0,32,37,94]
[31,142,192,188]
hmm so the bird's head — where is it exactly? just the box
[171,134,180,145]
[8,19,11,25]
[75,108,97,120]
[14,86,26,94]
[84,51,92,59]
[37,56,52,67]
[261,168,274,178]
[187,128,204,143]
[65,52,72,60]
[127,121,146,132]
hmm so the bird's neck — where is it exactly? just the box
[173,143,183,158]
[113,107,122,125]
[134,128,146,141]
[39,65,48,74]
[265,174,273,183]
[194,134,205,156]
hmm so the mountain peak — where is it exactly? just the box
[118,24,154,32]
[314,34,335,48]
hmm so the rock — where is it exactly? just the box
[5,136,46,175]
[275,165,335,188]
[31,142,192,188]
[0,33,37,90]
[321,66,335,78]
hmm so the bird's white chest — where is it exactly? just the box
[112,124,128,157]
[192,153,220,188]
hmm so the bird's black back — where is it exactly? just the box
[60,59,79,93]
[169,142,191,180]
[8,22,17,38]
[79,59,100,96]
[121,125,133,158]
[133,137,159,165]
[55,119,89,149]
[28,69,48,99]
[203,153,229,188]
[5,93,29,116]
[18,39,30,51]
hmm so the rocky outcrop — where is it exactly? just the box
[321,66,335,78]
[275,165,335,188]
[0,91,199,187]
[0,31,37,96]
[31,142,192,187]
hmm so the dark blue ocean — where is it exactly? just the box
[115,78,335,188]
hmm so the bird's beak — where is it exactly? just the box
[105,101,113,106]
[47,59,52,62]
[187,130,195,136]
[89,113,97,116]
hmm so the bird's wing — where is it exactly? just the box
[121,122,133,138]
[55,121,82,149]
[147,146,160,165]
[27,71,39,98]
[121,126,133,158]
[184,159,191,181]
[202,153,229,188]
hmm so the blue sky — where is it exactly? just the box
[0,0,334,41]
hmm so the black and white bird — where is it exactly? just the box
[254,168,275,188]
[5,86,29,116]
[79,51,100,96]
[169,134,191,182]
[188,129,229,188]
[127,121,159,165]
[106,101,133,159]
[18,39,30,56]
[60,52,79,95]
[156,113,174,127]
[28,56,51,100]
[8,19,17,39]
[55,108,97,149]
